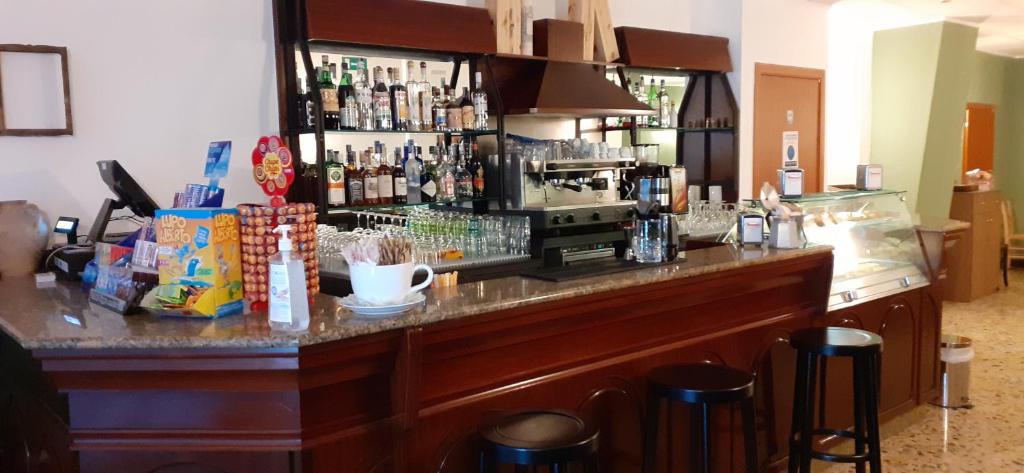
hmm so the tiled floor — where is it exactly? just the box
[824,270,1024,472]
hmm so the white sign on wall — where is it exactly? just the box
[782,131,800,168]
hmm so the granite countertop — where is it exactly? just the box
[914,214,971,233]
[0,245,832,350]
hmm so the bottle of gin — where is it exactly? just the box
[355,68,374,131]
[337,63,357,130]
[405,61,421,131]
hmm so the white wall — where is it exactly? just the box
[738,0,830,198]
[825,0,942,187]
[0,0,279,236]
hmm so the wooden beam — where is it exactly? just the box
[486,0,522,55]
[567,0,594,60]
[591,0,619,62]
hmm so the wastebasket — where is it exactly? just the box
[934,335,974,408]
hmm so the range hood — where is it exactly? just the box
[483,54,655,118]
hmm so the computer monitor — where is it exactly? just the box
[89,160,160,243]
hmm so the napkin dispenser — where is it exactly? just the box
[778,168,804,198]
[738,213,764,246]
[857,164,883,191]
[767,205,805,249]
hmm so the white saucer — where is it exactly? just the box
[340,292,425,316]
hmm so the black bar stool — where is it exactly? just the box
[479,409,600,472]
[642,363,758,473]
[788,327,883,473]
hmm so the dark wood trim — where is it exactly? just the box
[0,44,73,136]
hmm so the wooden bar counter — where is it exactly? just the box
[0,245,941,472]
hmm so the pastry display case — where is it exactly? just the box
[783,190,930,310]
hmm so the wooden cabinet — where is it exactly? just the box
[947,190,1003,301]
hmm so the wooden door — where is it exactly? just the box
[963,103,995,174]
[753,64,825,193]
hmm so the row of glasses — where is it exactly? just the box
[679,201,740,237]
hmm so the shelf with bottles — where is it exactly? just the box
[326,198,493,214]
[309,128,499,138]
[678,127,735,133]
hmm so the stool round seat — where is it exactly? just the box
[480,410,599,466]
[648,363,755,404]
[790,327,883,357]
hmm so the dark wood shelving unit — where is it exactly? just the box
[678,72,739,202]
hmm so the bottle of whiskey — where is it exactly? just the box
[345,145,364,206]
[419,62,432,131]
[318,56,340,130]
[338,63,357,130]
[376,143,394,204]
[392,148,408,205]
[468,140,485,198]
[389,67,408,131]
[326,150,346,207]
[362,149,380,205]
[432,86,448,131]
[355,68,374,131]
[405,61,421,131]
[445,85,463,132]
[459,87,475,131]
[371,66,393,131]
[421,146,438,203]
[472,72,489,130]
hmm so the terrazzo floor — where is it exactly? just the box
[823,270,1024,472]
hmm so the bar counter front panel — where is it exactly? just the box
[0,245,942,472]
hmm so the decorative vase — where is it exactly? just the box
[0,201,50,279]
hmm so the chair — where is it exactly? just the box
[1000,199,1024,286]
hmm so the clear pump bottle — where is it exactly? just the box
[268,225,310,332]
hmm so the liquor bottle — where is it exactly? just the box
[340,61,353,86]
[468,140,485,198]
[362,149,380,205]
[455,150,473,199]
[371,66,393,131]
[392,148,408,205]
[376,143,394,204]
[318,56,340,130]
[345,145,364,206]
[459,87,475,131]
[472,72,489,130]
[326,149,346,207]
[389,67,408,131]
[355,68,374,131]
[658,79,671,128]
[445,85,463,132]
[419,62,432,131]
[647,78,659,127]
[438,147,457,202]
[432,86,448,131]
[295,78,310,130]
[405,61,421,131]
[338,63,357,130]
[405,142,422,204]
[421,146,438,203]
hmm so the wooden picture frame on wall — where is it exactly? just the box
[0,44,73,136]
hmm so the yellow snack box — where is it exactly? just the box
[154,208,243,317]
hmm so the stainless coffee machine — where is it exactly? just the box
[495,137,636,266]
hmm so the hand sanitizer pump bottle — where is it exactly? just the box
[268,225,310,331]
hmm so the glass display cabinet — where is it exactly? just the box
[783,190,930,310]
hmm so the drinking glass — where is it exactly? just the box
[632,219,663,263]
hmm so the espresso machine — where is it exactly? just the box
[495,137,636,267]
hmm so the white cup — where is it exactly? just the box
[349,262,434,305]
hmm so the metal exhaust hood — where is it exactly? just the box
[483,54,655,118]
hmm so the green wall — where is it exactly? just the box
[870,23,946,216]
[1002,59,1024,229]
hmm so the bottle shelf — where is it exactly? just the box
[303,128,500,138]
[580,126,736,133]
[326,198,492,214]
[678,127,735,133]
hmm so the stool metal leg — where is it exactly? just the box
[641,392,660,473]
[691,403,702,473]
[741,397,759,473]
[817,357,828,429]
[863,353,883,473]
[854,355,867,473]
[788,349,810,473]
[799,352,818,473]
[701,402,713,473]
